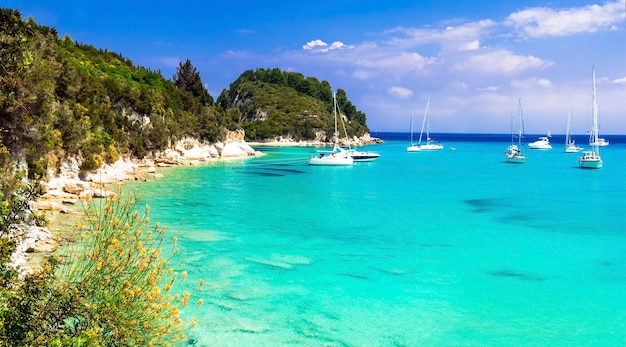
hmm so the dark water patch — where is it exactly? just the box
[489,269,546,282]
[231,327,269,334]
[495,213,551,231]
[239,170,284,177]
[339,272,369,280]
[264,167,306,174]
[464,198,501,213]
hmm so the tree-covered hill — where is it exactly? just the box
[1,8,371,182]
[1,8,237,180]
[217,68,370,142]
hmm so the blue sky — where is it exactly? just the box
[6,0,626,134]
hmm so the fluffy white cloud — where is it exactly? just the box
[356,52,436,72]
[506,0,625,38]
[454,50,552,75]
[510,77,553,89]
[302,39,354,52]
[388,86,414,98]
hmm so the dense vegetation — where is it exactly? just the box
[217,68,369,141]
[0,8,238,179]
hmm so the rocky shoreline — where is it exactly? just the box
[14,132,262,274]
[247,132,384,147]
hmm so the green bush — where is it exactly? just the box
[0,192,202,346]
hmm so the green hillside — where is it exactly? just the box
[218,68,369,141]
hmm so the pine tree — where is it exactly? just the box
[173,59,213,106]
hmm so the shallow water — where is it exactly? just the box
[126,133,626,346]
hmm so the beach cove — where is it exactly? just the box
[118,133,626,346]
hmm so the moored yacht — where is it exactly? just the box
[528,136,552,149]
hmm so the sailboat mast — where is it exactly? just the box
[591,65,599,153]
[410,113,414,144]
[566,99,572,146]
[418,97,429,145]
[333,91,338,146]
[518,98,524,147]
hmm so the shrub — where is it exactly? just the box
[0,191,202,346]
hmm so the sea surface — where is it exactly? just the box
[125,133,626,346]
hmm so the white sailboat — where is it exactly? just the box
[579,65,602,169]
[565,101,583,153]
[504,98,526,164]
[309,92,353,166]
[407,113,421,152]
[415,97,444,150]
[335,101,380,162]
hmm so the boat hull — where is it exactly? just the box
[565,145,583,153]
[419,144,444,150]
[505,155,526,164]
[590,139,609,147]
[407,145,421,152]
[579,151,602,169]
[347,150,380,161]
[308,156,353,166]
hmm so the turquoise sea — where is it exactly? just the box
[126,133,626,346]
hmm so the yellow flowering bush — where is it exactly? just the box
[1,191,201,347]
[50,192,204,346]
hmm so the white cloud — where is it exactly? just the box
[302,39,354,52]
[476,86,501,92]
[454,50,552,75]
[506,0,625,38]
[303,39,327,50]
[388,86,414,98]
[613,76,626,84]
[356,52,436,72]
[459,40,480,51]
[510,77,553,89]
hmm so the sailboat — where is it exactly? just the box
[335,101,380,161]
[579,65,602,169]
[504,98,526,164]
[564,100,583,153]
[309,92,353,166]
[407,113,421,152]
[415,97,444,150]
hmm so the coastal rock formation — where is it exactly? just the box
[8,224,59,275]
